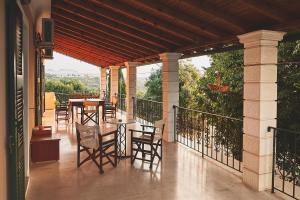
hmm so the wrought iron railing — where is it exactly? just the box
[117,95,126,111]
[54,93,69,106]
[269,127,300,200]
[173,105,243,172]
[54,92,100,106]
[132,97,163,124]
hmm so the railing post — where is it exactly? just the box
[173,105,176,143]
[132,97,136,120]
[269,127,276,193]
[201,114,205,158]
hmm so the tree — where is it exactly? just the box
[118,68,126,97]
[277,40,300,131]
[143,62,201,105]
[144,68,162,101]
[179,60,202,108]
[196,50,244,118]
[45,79,99,95]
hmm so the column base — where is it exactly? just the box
[243,168,272,191]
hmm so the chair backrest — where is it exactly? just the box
[154,119,165,138]
[75,122,99,149]
[83,101,98,113]
[112,95,118,106]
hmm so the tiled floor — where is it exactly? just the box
[26,110,286,200]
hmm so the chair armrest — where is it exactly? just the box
[140,125,155,129]
[129,129,154,135]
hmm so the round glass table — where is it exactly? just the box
[106,118,136,160]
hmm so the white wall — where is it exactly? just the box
[0,0,7,199]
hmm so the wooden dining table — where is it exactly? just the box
[69,98,105,122]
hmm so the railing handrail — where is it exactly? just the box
[132,96,163,104]
[268,126,300,135]
[173,105,242,122]
[52,92,99,95]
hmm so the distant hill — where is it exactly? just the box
[46,67,98,77]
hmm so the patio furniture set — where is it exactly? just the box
[75,116,165,173]
[54,93,165,173]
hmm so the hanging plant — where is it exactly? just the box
[207,71,230,93]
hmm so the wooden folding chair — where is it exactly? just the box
[81,101,99,125]
[75,123,118,174]
[130,120,165,168]
[75,123,101,169]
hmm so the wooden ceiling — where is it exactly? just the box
[52,0,300,67]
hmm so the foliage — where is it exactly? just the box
[144,68,162,101]
[45,79,99,95]
[118,68,126,97]
[275,40,300,187]
[143,62,202,106]
[195,50,244,118]
[179,61,202,108]
[277,40,300,131]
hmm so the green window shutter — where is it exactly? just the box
[7,2,25,200]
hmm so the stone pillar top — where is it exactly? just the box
[238,30,286,47]
[124,62,140,68]
[159,52,182,61]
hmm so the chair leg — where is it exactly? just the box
[142,142,145,158]
[114,133,118,167]
[99,141,104,174]
[150,143,154,169]
[77,145,80,168]
[131,139,134,164]
[160,141,163,160]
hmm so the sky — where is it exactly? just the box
[44,52,212,78]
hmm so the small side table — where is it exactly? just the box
[106,118,135,160]
[30,136,60,162]
[31,126,61,162]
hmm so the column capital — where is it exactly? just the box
[124,62,140,68]
[159,52,182,61]
[109,65,120,70]
[238,30,286,47]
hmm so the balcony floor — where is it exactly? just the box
[26,110,285,200]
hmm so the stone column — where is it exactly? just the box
[109,66,119,101]
[125,62,139,120]
[238,30,285,191]
[159,52,182,142]
[100,67,107,98]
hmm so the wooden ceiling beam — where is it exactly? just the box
[55,45,108,65]
[55,34,125,62]
[54,43,120,66]
[177,35,238,52]
[122,0,222,39]
[53,14,159,55]
[65,0,183,46]
[52,4,169,50]
[91,0,199,43]
[55,20,154,56]
[55,29,135,59]
[55,36,124,63]
[52,10,163,53]
[55,26,143,59]
[173,0,246,33]
[239,0,289,23]
[55,46,108,67]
